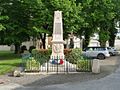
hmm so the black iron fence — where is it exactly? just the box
[21,54,93,73]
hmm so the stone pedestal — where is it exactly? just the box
[51,11,64,60]
[92,59,100,74]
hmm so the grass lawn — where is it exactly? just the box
[0,51,22,75]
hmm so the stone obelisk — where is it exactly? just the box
[51,11,64,60]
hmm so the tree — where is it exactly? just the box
[108,0,120,47]
[76,0,116,47]
[108,20,117,47]
[76,0,98,48]
[97,0,116,47]
[0,0,9,31]
[0,0,83,52]
[0,0,31,53]
[31,0,83,49]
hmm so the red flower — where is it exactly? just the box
[60,59,63,64]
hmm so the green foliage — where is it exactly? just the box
[25,58,40,71]
[32,0,83,39]
[0,0,119,49]
[99,30,110,40]
[99,30,110,47]
[65,48,92,72]
[32,49,52,65]
[0,24,5,31]
[0,0,31,45]
[65,48,82,64]
[0,16,9,31]
[76,0,117,47]
[76,59,92,72]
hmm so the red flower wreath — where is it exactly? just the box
[60,59,64,64]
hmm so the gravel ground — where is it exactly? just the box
[0,55,120,87]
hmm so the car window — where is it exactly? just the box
[88,48,93,51]
[107,47,111,50]
[93,47,98,51]
[85,47,108,51]
[95,47,106,51]
[102,48,106,51]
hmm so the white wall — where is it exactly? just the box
[22,41,33,50]
[0,41,33,51]
[0,45,11,51]
[115,40,120,50]
[89,40,100,47]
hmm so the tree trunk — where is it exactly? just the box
[108,19,117,47]
[14,43,21,54]
[40,33,46,49]
[109,33,116,47]
[83,34,90,49]
[100,41,106,47]
[69,38,74,48]
[109,37,115,47]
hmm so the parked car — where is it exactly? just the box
[82,47,110,60]
[107,47,119,56]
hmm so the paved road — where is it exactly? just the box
[14,64,120,90]
[0,55,120,90]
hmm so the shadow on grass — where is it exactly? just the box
[0,51,22,75]
[0,62,21,67]
[0,51,21,60]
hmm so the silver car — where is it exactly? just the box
[107,47,119,56]
[82,47,110,60]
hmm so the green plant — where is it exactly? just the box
[32,49,52,65]
[65,48,82,64]
[25,58,40,71]
[77,60,92,72]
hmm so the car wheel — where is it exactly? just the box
[97,54,105,60]
[109,52,113,56]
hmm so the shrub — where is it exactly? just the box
[31,49,72,65]
[32,49,52,65]
[65,48,92,72]
[65,48,82,64]
[76,59,92,72]
[25,57,40,71]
